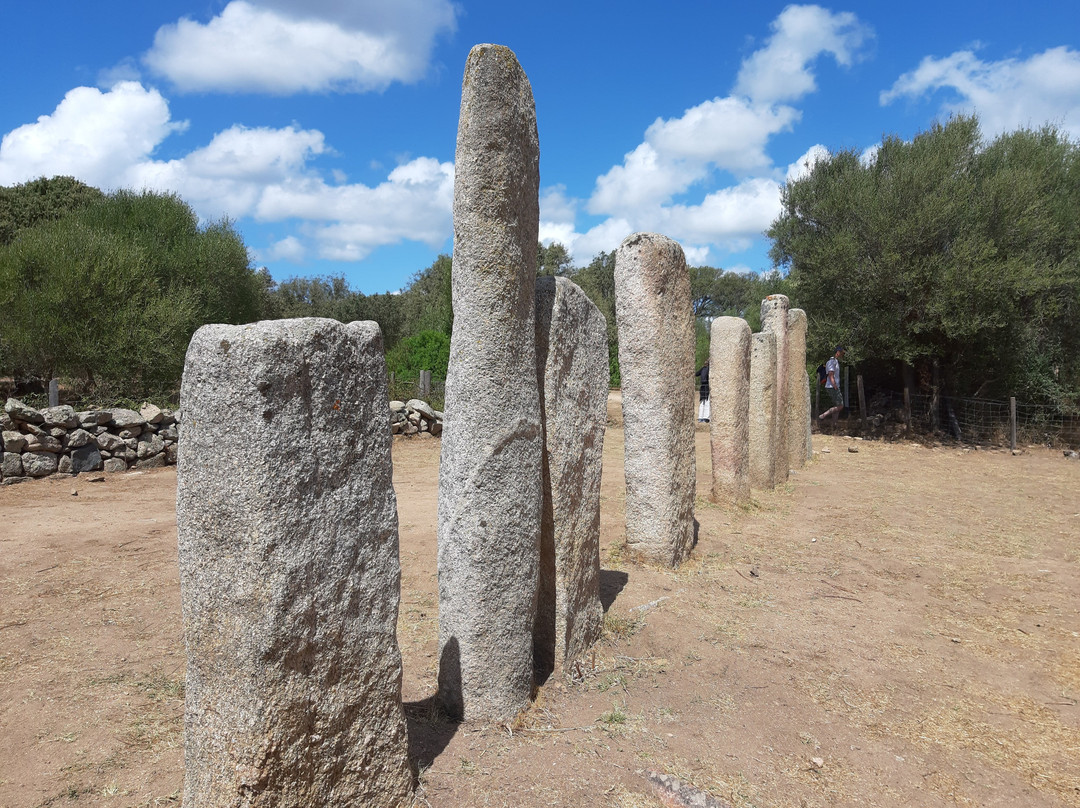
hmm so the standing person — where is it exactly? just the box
[695,360,710,422]
[818,346,845,426]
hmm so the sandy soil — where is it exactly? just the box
[2,413,1079,807]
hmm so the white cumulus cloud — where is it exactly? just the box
[881,46,1080,138]
[0,81,186,188]
[734,4,871,104]
[144,0,457,94]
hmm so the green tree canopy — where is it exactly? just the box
[768,115,1080,407]
[0,186,263,398]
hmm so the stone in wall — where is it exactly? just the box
[708,317,751,505]
[749,332,778,490]
[177,318,413,807]
[438,43,543,722]
[785,308,812,469]
[614,232,696,567]
[534,275,607,673]
[760,295,790,482]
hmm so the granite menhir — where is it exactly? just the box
[708,316,752,505]
[437,44,543,721]
[749,331,778,490]
[761,294,791,482]
[534,276,607,674]
[786,308,812,469]
[177,318,412,808]
[614,232,697,567]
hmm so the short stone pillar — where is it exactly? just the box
[437,43,542,721]
[534,276,607,673]
[748,331,778,490]
[786,308,811,468]
[760,295,790,482]
[177,318,412,808]
[614,232,696,567]
[708,317,751,505]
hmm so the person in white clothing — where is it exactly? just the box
[818,345,845,425]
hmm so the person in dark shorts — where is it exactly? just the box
[818,346,845,425]
[695,360,710,422]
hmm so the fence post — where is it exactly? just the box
[48,378,59,408]
[856,374,867,428]
[420,370,432,400]
[903,385,911,432]
[1010,396,1017,452]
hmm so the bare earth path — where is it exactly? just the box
[2,423,1078,807]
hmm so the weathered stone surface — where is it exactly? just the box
[139,402,164,424]
[96,432,126,452]
[429,421,442,437]
[5,398,43,423]
[3,430,27,453]
[22,451,58,477]
[118,426,142,440]
[136,452,166,469]
[389,400,406,413]
[48,426,67,440]
[614,232,696,567]
[785,308,811,470]
[534,276,607,673]
[164,443,178,465]
[749,332,778,490]
[66,428,95,449]
[103,458,127,473]
[71,445,103,473]
[41,405,78,429]
[58,454,73,474]
[0,412,12,431]
[406,399,436,422]
[438,44,542,722]
[109,408,145,428]
[137,433,165,459]
[1,476,29,485]
[78,410,111,427]
[177,318,412,807]
[1,452,22,478]
[708,317,751,505]
[760,294,790,483]
[158,423,178,442]
[29,434,62,453]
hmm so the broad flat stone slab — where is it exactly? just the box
[614,232,696,567]
[177,318,412,807]
[761,295,790,483]
[22,451,58,477]
[5,398,42,423]
[749,332,778,490]
[534,276,607,672]
[438,44,543,722]
[41,405,78,429]
[708,317,751,505]
[786,308,811,469]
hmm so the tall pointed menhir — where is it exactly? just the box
[437,44,542,721]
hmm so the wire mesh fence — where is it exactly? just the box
[815,380,1079,448]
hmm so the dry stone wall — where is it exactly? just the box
[2,398,177,484]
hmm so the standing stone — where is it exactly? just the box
[534,276,607,673]
[785,308,812,469]
[748,332,778,490]
[614,233,696,567]
[708,317,751,505]
[177,318,412,808]
[760,295,790,482]
[438,44,542,723]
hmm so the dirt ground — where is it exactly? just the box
[2,407,1079,807]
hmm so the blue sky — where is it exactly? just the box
[1,2,1078,293]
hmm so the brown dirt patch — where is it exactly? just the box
[2,424,1078,807]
